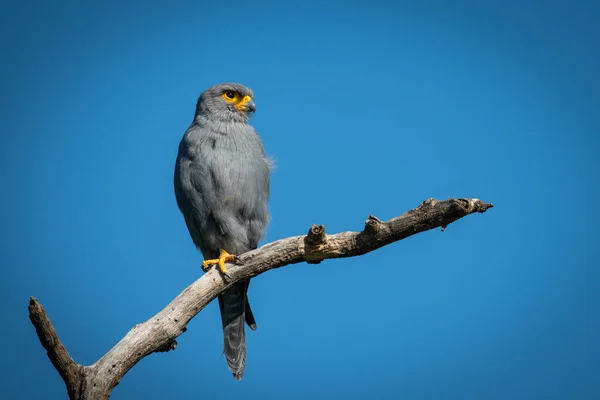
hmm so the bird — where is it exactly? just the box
[173,83,271,380]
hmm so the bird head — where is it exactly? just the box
[196,83,256,123]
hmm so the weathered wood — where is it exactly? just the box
[28,298,83,398]
[29,197,493,399]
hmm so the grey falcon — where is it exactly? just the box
[174,83,271,380]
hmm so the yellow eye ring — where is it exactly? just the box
[222,91,238,102]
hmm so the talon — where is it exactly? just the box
[201,249,238,277]
[201,259,215,271]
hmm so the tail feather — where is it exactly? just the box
[245,298,257,331]
[244,280,257,331]
[218,280,251,380]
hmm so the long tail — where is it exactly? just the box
[218,279,254,380]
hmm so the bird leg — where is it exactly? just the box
[202,249,239,278]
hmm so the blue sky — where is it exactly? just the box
[2,1,599,399]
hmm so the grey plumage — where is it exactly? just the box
[174,83,270,380]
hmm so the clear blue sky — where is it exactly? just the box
[2,1,598,399]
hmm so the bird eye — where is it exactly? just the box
[225,91,235,99]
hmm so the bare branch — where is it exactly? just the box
[28,297,83,399]
[29,197,493,399]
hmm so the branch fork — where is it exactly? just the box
[29,197,493,399]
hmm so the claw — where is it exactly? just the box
[201,249,238,277]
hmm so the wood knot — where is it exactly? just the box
[155,339,178,353]
[364,214,384,233]
[304,224,326,264]
[421,198,438,209]
[305,224,326,245]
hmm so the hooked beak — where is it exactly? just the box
[237,96,256,113]
[244,100,256,113]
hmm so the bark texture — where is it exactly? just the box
[29,197,493,399]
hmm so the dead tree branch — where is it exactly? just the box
[29,197,493,399]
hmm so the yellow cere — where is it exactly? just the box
[222,91,252,111]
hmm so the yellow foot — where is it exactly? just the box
[201,249,239,278]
